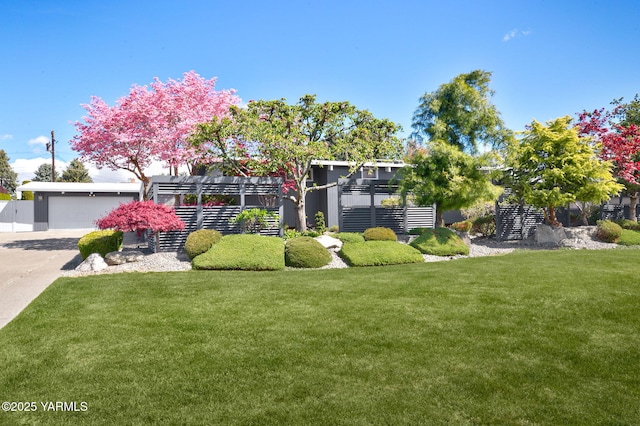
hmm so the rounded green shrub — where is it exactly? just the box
[363,227,397,241]
[184,229,222,260]
[334,232,365,244]
[78,230,124,260]
[338,241,423,266]
[615,219,640,232]
[410,227,469,256]
[285,237,332,268]
[0,192,10,200]
[192,234,284,271]
[596,220,622,243]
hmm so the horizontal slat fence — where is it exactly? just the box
[338,179,435,233]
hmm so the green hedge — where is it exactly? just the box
[78,230,124,260]
[0,193,10,200]
[192,234,284,271]
[338,241,424,267]
[285,237,332,268]
[410,227,469,256]
[184,229,222,260]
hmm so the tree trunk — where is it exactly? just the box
[630,192,638,222]
[296,200,307,232]
[436,208,444,228]
[546,205,562,227]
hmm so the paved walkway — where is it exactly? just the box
[0,230,89,329]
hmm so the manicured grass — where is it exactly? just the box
[339,241,424,266]
[617,228,640,246]
[192,233,285,270]
[1,249,640,424]
[410,227,470,256]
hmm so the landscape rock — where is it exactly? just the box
[315,235,343,251]
[105,250,145,265]
[535,224,567,246]
[76,253,108,272]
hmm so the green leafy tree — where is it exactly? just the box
[190,94,402,231]
[32,163,60,182]
[61,158,93,182]
[411,70,513,153]
[0,149,18,194]
[398,140,502,227]
[20,180,34,200]
[507,116,623,227]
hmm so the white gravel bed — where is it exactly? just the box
[64,230,621,276]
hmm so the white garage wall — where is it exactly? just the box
[48,196,132,230]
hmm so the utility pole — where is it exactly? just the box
[46,130,56,182]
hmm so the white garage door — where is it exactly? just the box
[49,196,133,230]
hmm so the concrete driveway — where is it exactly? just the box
[0,230,88,329]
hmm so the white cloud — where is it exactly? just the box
[12,157,188,186]
[0,134,13,141]
[28,135,49,147]
[503,29,532,42]
[12,157,68,184]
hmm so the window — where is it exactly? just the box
[361,166,378,180]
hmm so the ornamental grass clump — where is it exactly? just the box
[338,241,423,267]
[78,230,123,260]
[192,234,284,271]
[184,229,222,260]
[285,237,332,268]
[596,220,623,243]
[410,227,469,256]
[363,227,397,241]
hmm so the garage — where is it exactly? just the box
[48,196,134,229]
[16,182,141,231]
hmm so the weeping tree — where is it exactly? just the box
[411,70,513,154]
[397,140,502,227]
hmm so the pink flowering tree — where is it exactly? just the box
[71,71,240,195]
[96,200,185,252]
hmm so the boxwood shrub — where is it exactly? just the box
[285,237,332,268]
[184,229,222,260]
[363,227,397,241]
[338,241,423,267]
[617,228,640,246]
[410,227,469,256]
[333,232,365,244]
[192,234,284,271]
[78,230,124,260]
[596,220,622,243]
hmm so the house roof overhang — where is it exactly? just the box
[16,182,142,194]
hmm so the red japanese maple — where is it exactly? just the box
[96,200,185,252]
[577,107,640,220]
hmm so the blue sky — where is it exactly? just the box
[1,0,639,183]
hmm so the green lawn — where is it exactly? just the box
[1,249,639,425]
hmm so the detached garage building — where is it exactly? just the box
[16,182,142,231]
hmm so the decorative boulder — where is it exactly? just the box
[535,224,567,246]
[315,235,343,251]
[105,250,145,265]
[76,253,108,273]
